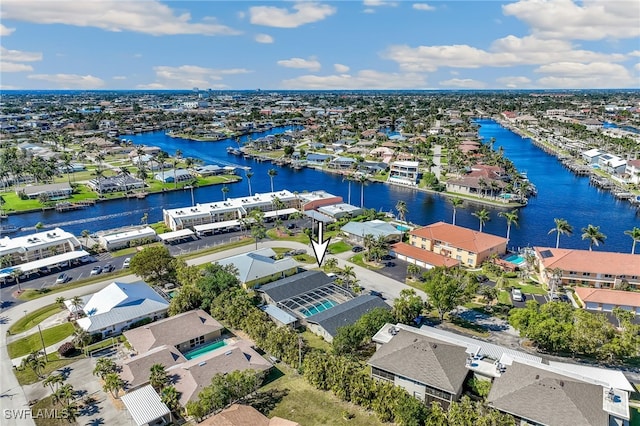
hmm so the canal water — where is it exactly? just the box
[6,121,639,253]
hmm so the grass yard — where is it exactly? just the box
[266,229,311,244]
[15,353,84,386]
[261,365,384,426]
[348,253,383,270]
[7,322,76,359]
[328,240,351,254]
[8,303,63,335]
[497,290,512,305]
[511,282,547,295]
[301,330,332,353]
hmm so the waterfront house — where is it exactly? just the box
[340,220,402,245]
[407,222,507,268]
[533,247,640,289]
[88,174,145,194]
[388,161,420,186]
[328,156,357,170]
[98,226,157,250]
[19,182,72,200]
[193,164,225,176]
[216,248,299,288]
[582,148,605,165]
[625,159,640,184]
[73,281,169,339]
[445,164,507,199]
[306,153,333,167]
[317,203,364,219]
[297,190,343,211]
[598,154,627,175]
[154,168,193,183]
[573,287,640,316]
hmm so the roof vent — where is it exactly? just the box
[198,361,206,366]
[225,350,233,356]
[559,381,564,387]
[535,375,539,380]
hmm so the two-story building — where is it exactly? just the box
[388,161,420,186]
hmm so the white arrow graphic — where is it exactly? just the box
[310,221,331,268]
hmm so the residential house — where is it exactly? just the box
[297,191,343,211]
[216,248,299,288]
[340,220,402,245]
[625,159,640,184]
[388,161,420,186]
[305,153,333,167]
[154,169,193,183]
[317,203,364,220]
[390,242,460,269]
[533,247,640,289]
[73,281,169,339]
[328,156,357,170]
[193,165,225,176]
[582,148,604,165]
[19,183,72,200]
[598,154,627,175]
[198,404,300,426]
[88,174,145,194]
[408,222,507,268]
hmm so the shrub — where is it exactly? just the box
[469,377,492,398]
[128,317,152,330]
[504,272,518,278]
[58,342,76,357]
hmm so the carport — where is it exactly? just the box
[0,249,90,279]
[158,229,196,243]
[193,219,241,236]
[264,207,298,219]
[121,385,171,426]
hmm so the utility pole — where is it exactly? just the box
[38,325,47,360]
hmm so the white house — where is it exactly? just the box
[582,148,604,165]
[598,153,627,175]
[625,159,640,184]
[72,281,169,338]
[388,161,420,186]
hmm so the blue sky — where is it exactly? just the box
[1,0,639,90]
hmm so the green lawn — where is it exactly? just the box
[497,290,512,305]
[15,353,84,386]
[301,330,332,353]
[328,240,351,254]
[511,282,547,295]
[348,253,383,270]
[261,365,384,426]
[7,323,76,359]
[8,303,63,335]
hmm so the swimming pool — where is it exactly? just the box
[504,254,526,265]
[184,340,227,360]
[396,225,410,232]
[301,300,337,317]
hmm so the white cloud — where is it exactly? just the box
[334,63,350,73]
[363,0,398,7]
[0,24,15,36]
[1,0,240,36]
[534,61,636,88]
[142,65,252,89]
[281,70,427,89]
[277,57,321,71]
[249,3,336,28]
[0,62,33,72]
[363,9,376,14]
[27,73,105,89]
[629,51,640,57]
[255,34,274,44]
[112,76,127,80]
[0,46,42,62]
[439,78,486,88]
[412,3,435,11]
[383,35,625,71]
[635,63,640,72]
[502,0,640,41]
[496,76,533,88]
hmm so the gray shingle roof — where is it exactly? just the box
[258,270,333,302]
[487,362,608,426]
[367,329,469,394]
[306,295,390,338]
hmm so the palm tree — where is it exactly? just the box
[73,328,91,352]
[267,168,278,192]
[43,373,65,393]
[221,185,230,201]
[60,403,78,423]
[358,175,367,207]
[155,151,168,184]
[581,224,606,251]
[81,229,91,247]
[141,212,149,226]
[450,197,464,226]
[55,296,66,307]
[10,268,23,292]
[341,265,357,288]
[548,218,573,249]
[70,296,83,320]
[624,227,640,254]
[103,372,125,399]
[395,200,408,222]
[149,363,169,392]
[324,257,338,271]
[22,351,47,378]
[245,171,254,196]
[161,386,181,418]
[472,208,490,232]
[498,209,519,242]
[93,357,117,380]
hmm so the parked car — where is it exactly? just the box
[351,246,364,253]
[385,261,396,267]
[79,255,95,264]
[102,264,114,273]
[55,273,69,284]
[512,288,523,302]
[286,223,297,229]
[549,292,560,302]
[90,266,102,276]
[122,258,131,268]
[369,290,383,298]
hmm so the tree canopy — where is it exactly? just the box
[129,245,178,285]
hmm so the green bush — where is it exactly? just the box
[469,377,492,398]
[128,317,152,330]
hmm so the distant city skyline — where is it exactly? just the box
[1,0,638,90]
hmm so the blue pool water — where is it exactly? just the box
[184,340,227,360]
[301,300,337,317]
[396,225,411,232]
[504,254,526,265]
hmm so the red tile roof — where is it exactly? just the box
[574,287,640,308]
[534,247,640,277]
[410,222,507,254]
[391,242,460,268]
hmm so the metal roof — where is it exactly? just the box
[0,250,89,278]
[157,228,195,242]
[121,385,170,426]
[306,295,390,338]
[262,304,297,325]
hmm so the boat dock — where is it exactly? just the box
[55,200,96,212]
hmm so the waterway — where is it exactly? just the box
[6,121,639,253]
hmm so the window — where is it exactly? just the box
[371,367,395,382]
[569,271,577,276]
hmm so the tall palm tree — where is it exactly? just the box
[103,372,124,399]
[498,209,519,242]
[548,218,573,249]
[581,224,606,251]
[450,197,464,225]
[70,296,83,320]
[472,208,490,232]
[624,227,640,254]
[73,328,91,352]
[245,171,254,196]
[81,229,91,248]
[221,185,229,201]
[10,268,23,292]
[43,373,65,393]
[161,386,181,418]
[149,363,168,392]
[395,200,408,222]
[267,168,278,192]
[358,175,367,208]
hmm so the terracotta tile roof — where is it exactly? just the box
[534,247,640,277]
[574,287,640,308]
[198,404,300,426]
[391,242,460,268]
[410,222,507,254]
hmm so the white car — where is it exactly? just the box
[123,258,131,268]
[512,288,523,302]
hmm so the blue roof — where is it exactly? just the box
[262,304,297,325]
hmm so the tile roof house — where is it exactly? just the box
[216,248,299,288]
[408,222,507,268]
[533,247,640,289]
[368,328,470,409]
[198,404,300,426]
[74,282,169,338]
[573,287,640,315]
[390,242,460,269]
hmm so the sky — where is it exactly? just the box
[1,0,639,90]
